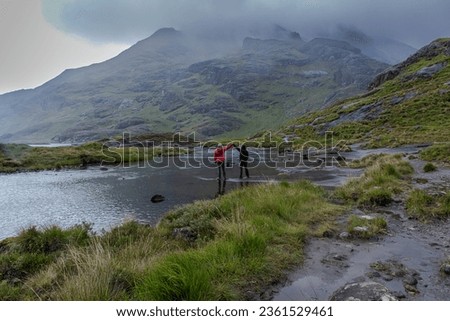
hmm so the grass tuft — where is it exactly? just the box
[0,281,23,300]
[335,154,413,207]
[406,189,450,221]
[135,251,218,301]
[347,215,388,239]
[423,162,437,173]
[359,188,393,207]
[420,143,450,164]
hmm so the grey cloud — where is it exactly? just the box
[42,0,450,48]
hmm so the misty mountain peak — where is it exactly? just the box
[150,27,181,39]
[272,25,302,41]
[242,37,291,52]
[241,25,304,53]
[334,24,373,46]
[245,24,303,43]
[119,27,188,60]
[326,24,416,64]
[130,27,184,51]
[302,38,362,55]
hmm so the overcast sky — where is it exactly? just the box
[1,0,450,94]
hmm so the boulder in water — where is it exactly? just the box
[151,194,165,203]
[441,263,450,275]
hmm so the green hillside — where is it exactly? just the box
[275,38,450,149]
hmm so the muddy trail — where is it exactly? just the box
[272,156,450,301]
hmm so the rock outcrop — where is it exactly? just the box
[369,38,450,89]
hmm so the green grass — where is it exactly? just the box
[359,188,394,207]
[0,143,107,172]
[13,224,91,254]
[29,222,161,300]
[135,250,228,300]
[0,143,31,159]
[0,281,22,300]
[334,154,414,207]
[0,181,343,300]
[406,189,450,221]
[0,224,93,300]
[0,144,29,173]
[348,153,388,168]
[347,215,388,239]
[420,143,450,164]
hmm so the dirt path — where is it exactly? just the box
[272,158,450,301]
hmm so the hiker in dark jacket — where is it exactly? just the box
[235,144,250,179]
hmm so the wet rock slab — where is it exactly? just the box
[330,281,398,301]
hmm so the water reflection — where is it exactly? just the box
[215,179,227,198]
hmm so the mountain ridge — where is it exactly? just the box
[0,27,388,143]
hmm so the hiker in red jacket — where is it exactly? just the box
[214,143,234,180]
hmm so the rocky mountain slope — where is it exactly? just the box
[0,27,387,143]
[277,38,450,148]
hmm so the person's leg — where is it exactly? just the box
[222,161,226,180]
[239,164,243,179]
[243,162,249,178]
[217,162,222,180]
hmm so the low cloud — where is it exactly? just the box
[42,0,450,48]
